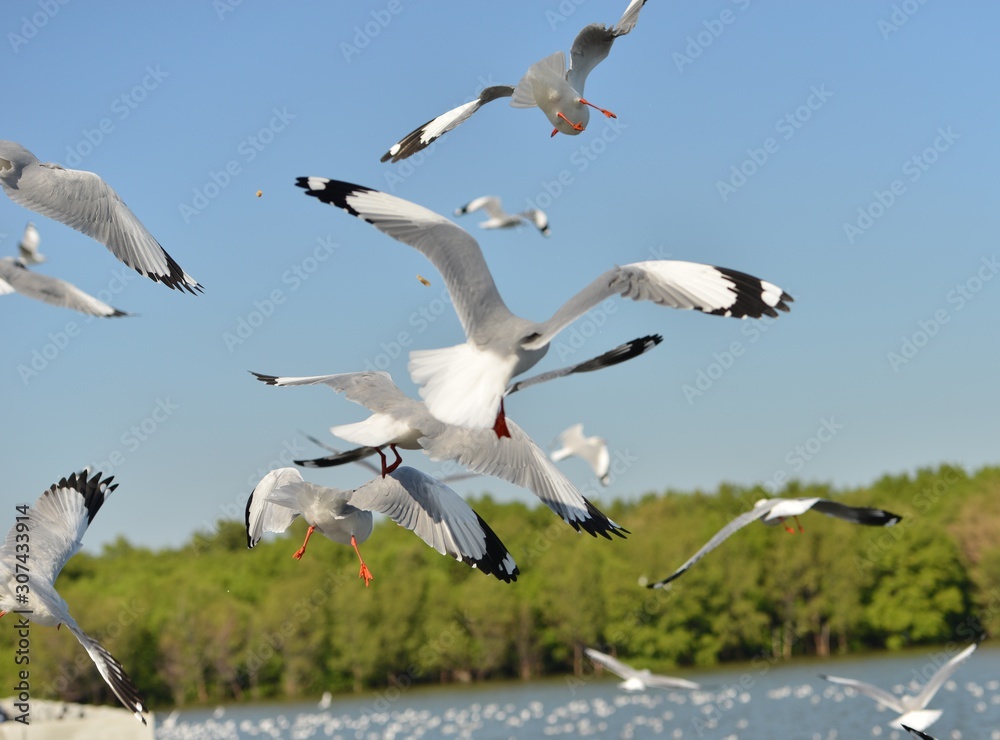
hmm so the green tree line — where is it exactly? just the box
[2,464,997,711]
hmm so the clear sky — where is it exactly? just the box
[1,1,997,551]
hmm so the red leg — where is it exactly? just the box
[293,525,316,560]
[579,98,616,119]
[383,445,403,475]
[794,515,804,533]
[780,518,796,534]
[493,398,511,439]
[555,112,585,133]
[351,535,374,587]
[375,447,389,477]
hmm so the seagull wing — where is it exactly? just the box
[809,499,903,527]
[456,195,505,219]
[584,647,637,679]
[252,370,422,417]
[296,179,514,343]
[380,86,515,162]
[0,259,129,317]
[245,468,304,547]
[524,260,792,351]
[0,141,200,293]
[567,0,647,94]
[519,208,550,236]
[504,335,662,395]
[65,621,148,724]
[420,416,627,539]
[912,642,977,709]
[349,466,518,582]
[1,471,114,586]
[819,674,905,714]
[643,673,702,691]
[647,501,780,588]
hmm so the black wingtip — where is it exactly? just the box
[470,512,519,583]
[296,177,376,220]
[250,371,280,385]
[52,470,115,526]
[245,486,256,549]
[294,446,379,469]
[710,267,794,319]
[571,497,629,540]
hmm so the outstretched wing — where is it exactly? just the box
[809,499,902,527]
[380,86,515,162]
[567,0,648,94]
[912,642,977,709]
[1,471,115,586]
[0,259,129,317]
[349,467,518,582]
[820,673,905,713]
[647,501,779,588]
[524,260,792,351]
[66,622,148,724]
[420,416,627,539]
[585,647,636,679]
[0,141,201,293]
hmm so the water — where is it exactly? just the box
[155,645,1000,739]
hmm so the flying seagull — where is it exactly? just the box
[0,257,130,317]
[380,0,647,162]
[551,423,610,485]
[821,642,978,732]
[294,334,661,473]
[585,647,701,692]
[0,140,201,293]
[0,471,147,723]
[18,222,45,264]
[455,196,551,237]
[252,370,628,539]
[246,466,518,585]
[647,497,902,588]
[296,177,792,433]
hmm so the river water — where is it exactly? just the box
[155,645,999,739]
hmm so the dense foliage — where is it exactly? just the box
[2,465,996,711]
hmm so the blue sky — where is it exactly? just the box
[1,1,997,551]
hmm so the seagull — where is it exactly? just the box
[584,647,701,692]
[297,177,792,432]
[647,497,902,588]
[820,642,978,732]
[18,222,45,264]
[0,140,201,293]
[0,257,130,317]
[551,424,610,485]
[455,196,551,237]
[252,370,628,539]
[246,466,518,585]
[381,0,647,162]
[0,471,147,724]
[293,335,660,479]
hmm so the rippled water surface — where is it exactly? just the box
[156,645,1000,739]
